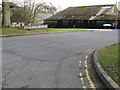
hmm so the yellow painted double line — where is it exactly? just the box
[78,60,87,88]
[85,55,96,89]
[78,49,96,89]
[79,72,87,88]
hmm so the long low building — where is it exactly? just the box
[44,4,120,29]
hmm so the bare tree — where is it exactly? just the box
[11,0,57,25]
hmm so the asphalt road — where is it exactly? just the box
[2,30,118,88]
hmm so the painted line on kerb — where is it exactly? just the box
[84,55,96,89]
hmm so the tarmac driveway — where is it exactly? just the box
[2,30,118,88]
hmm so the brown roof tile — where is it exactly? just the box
[45,4,120,20]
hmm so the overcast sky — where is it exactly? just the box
[43,0,120,10]
[1,0,120,10]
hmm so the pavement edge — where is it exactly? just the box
[0,31,87,38]
[93,51,120,90]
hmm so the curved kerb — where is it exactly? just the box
[93,51,120,90]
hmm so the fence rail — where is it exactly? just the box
[24,25,48,30]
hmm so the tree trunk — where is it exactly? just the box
[2,1,11,28]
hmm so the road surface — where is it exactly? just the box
[2,30,118,88]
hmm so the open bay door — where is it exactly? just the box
[103,24,112,29]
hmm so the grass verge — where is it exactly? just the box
[49,28,86,32]
[0,28,86,36]
[97,43,119,86]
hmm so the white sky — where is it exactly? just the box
[1,0,120,10]
[44,0,120,10]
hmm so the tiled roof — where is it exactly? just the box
[45,4,120,20]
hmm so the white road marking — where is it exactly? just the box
[88,29,113,31]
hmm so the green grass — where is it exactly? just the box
[112,29,120,30]
[48,28,86,32]
[97,43,119,86]
[0,28,86,35]
[1,28,27,35]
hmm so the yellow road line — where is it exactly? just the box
[84,58,96,89]
[79,72,87,88]
[85,56,88,60]
[88,49,92,52]
[79,72,83,77]
[79,60,82,64]
[83,86,87,89]
[89,51,92,54]
[79,61,82,66]
[87,49,94,53]
[85,60,87,65]
[92,50,94,52]
[80,77,85,85]
[79,61,87,88]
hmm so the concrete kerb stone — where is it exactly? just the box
[93,51,120,90]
